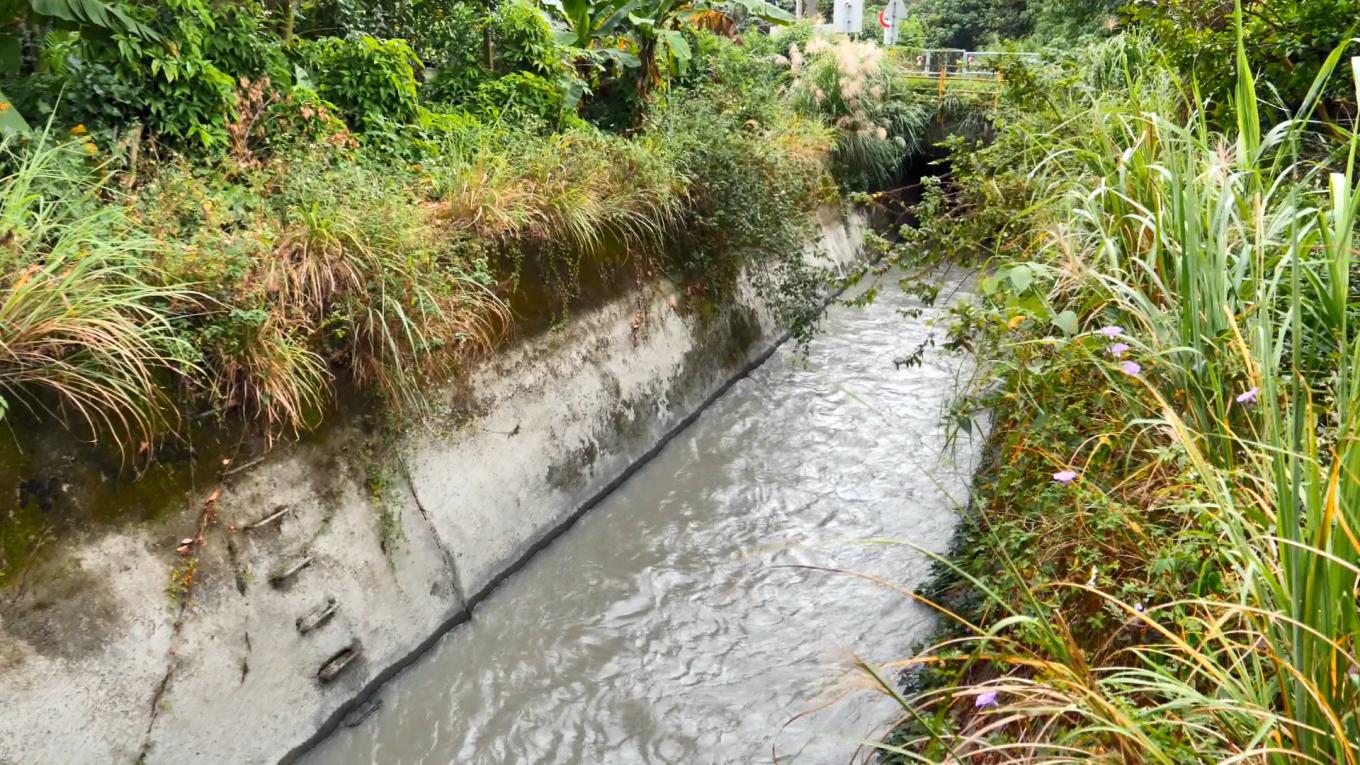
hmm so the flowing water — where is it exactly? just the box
[304,272,983,764]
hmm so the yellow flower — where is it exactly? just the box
[1006,314,1026,330]
[82,140,98,156]
[71,123,88,136]
[0,102,10,112]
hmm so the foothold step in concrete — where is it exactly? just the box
[296,596,339,635]
[246,504,294,531]
[318,643,362,684]
[269,554,313,589]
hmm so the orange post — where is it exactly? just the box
[937,65,947,124]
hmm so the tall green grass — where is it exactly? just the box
[787,36,939,189]
[864,14,1360,763]
[0,137,198,446]
[430,128,686,256]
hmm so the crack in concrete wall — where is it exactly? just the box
[395,452,468,609]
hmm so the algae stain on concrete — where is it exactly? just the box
[2,559,123,662]
[540,300,763,497]
[0,417,240,592]
[545,440,601,493]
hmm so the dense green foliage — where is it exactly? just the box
[0,0,975,454]
[910,0,1029,48]
[858,9,1360,761]
[301,35,422,129]
[291,0,481,68]
[909,0,1120,48]
[1131,0,1358,122]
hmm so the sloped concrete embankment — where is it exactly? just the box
[0,209,864,765]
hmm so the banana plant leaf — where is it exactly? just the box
[543,0,637,48]
[29,0,159,40]
[0,87,31,134]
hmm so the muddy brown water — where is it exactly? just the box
[303,272,982,764]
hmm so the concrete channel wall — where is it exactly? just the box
[0,209,865,765]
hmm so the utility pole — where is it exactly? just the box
[483,0,495,69]
[832,0,863,36]
[880,0,906,45]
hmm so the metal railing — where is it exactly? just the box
[895,48,1041,80]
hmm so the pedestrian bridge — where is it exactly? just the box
[896,48,1041,79]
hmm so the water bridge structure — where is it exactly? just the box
[893,48,1042,104]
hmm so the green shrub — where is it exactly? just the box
[424,64,490,106]
[418,1,491,102]
[4,56,138,138]
[1132,0,1357,125]
[298,0,483,70]
[299,36,422,130]
[412,108,492,152]
[199,1,291,83]
[488,0,564,79]
[350,107,486,162]
[4,0,293,149]
[470,72,569,130]
[648,87,834,336]
[94,1,239,148]
[746,19,817,59]
[257,85,354,155]
[909,0,1031,48]
[896,16,928,49]
[674,29,781,124]
[310,0,492,107]
[578,72,645,133]
[408,1,484,70]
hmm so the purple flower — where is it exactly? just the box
[1053,470,1078,485]
[1120,360,1142,376]
[1107,342,1130,358]
[1134,603,1145,613]
[1098,325,1125,338]
[1236,387,1259,404]
[975,690,999,708]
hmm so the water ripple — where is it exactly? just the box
[305,271,983,764]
